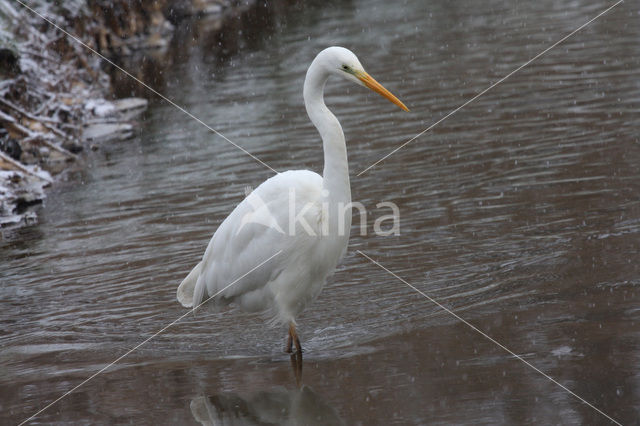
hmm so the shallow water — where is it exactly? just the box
[2,0,640,424]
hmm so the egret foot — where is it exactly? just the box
[285,322,302,354]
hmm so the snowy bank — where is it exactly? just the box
[1,0,260,228]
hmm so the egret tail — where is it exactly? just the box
[177,261,202,308]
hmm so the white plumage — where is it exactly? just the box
[177,46,408,353]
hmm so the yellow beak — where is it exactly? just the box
[355,71,409,112]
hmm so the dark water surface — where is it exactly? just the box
[2,0,639,424]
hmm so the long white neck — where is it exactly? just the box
[303,59,351,211]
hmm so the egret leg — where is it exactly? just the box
[286,322,302,354]
[286,330,292,353]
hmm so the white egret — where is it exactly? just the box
[177,46,408,353]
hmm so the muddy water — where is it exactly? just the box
[2,0,639,424]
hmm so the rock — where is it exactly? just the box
[0,213,22,226]
[85,98,116,117]
[0,168,49,227]
[82,122,134,142]
[112,97,148,112]
[193,0,224,15]
[82,98,147,135]
[112,97,148,120]
[165,0,226,23]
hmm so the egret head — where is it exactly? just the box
[318,46,409,112]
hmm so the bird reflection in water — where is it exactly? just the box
[189,353,344,425]
[290,351,303,388]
